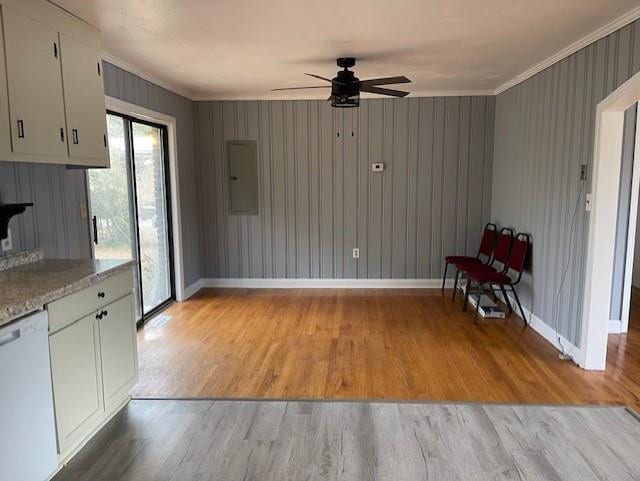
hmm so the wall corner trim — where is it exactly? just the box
[495,6,640,95]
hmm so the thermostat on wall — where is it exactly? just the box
[372,162,385,172]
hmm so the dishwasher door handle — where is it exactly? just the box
[0,329,20,347]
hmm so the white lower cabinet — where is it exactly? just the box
[47,278,137,460]
[49,313,103,455]
[99,295,138,410]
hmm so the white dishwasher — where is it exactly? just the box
[0,311,58,481]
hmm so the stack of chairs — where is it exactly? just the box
[442,224,530,326]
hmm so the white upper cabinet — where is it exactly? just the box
[60,34,108,165]
[2,7,67,158]
[0,1,108,167]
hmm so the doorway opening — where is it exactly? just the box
[582,70,640,370]
[88,111,175,324]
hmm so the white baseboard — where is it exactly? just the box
[199,278,454,289]
[181,279,203,300]
[495,291,581,364]
[608,319,622,334]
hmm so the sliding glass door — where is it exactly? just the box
[88,112,174,323]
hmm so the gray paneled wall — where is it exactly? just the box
[102,62,201,287]
[492,19,640,344]
[195,97,495,279]
[0,162,90,258]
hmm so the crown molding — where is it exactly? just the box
[495,6,640,95]
[101,51,196,100]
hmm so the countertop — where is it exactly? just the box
[0,256,135,327]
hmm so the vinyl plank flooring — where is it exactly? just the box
[54,400,640,481]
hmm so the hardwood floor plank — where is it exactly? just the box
[133,288,640,411]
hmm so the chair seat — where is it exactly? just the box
[466,270,512,284]
[454,259,492,271]
[445,255,477,263]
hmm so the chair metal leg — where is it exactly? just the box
[452,269,460,301]
[442,262,448,291]
[489,284,499,302]
[474,284,482,320]
[463,279,472,312]
[499,285,512,314]
[511,287,528,326]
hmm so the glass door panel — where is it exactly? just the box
[88,112,174,324]
[131,122,172,315]
[89,115,135,262]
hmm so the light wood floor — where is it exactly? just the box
[133,288,640,411]
[53,399,640,481]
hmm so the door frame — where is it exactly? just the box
[91,96,186,303]
[580,70,640,370]
[618,106,640,334]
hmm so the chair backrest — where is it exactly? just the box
[477,223,497,259]
[492,227,515,266]
[506,233,530,282]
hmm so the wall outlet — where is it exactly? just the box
[585,193,593,212]
[372,162,385,172]
[580,164,588,181]
[352,248,360,259]
[1,228,13,252]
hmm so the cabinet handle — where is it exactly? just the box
[98,291,105,298]
[92,215,98,245]
[97,62,101,76]
[103,310,108,317]
[17,120,24,138]
[96,312,103,320]
[72,129,79,144]
[95,309,108,320]
[230,176,238,181]
[53,42,58,58]
[60,127,65,142]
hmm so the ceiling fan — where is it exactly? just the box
[272,57,411,108]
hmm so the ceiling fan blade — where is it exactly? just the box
[360,85,409,97]
[304,73,334,83]
[271,85,331,91]
[304,73,348,87]
[360,76,411,87]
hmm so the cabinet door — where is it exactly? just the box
[49,313,103,455]
[60,33,108,166]
[99,294,138,410]
[0,11,10,157]
[1,6,67,158]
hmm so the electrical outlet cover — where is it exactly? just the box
[1,228,13,251]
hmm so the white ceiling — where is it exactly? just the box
[52,0,640,100]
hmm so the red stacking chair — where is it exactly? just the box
[463,232,531,326]
[452,227,514,301]
[442,223,497,291]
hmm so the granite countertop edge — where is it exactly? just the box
[0,259,136,328]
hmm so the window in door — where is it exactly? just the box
[88,112,174,323]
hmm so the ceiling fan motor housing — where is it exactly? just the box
[331,67,360,108]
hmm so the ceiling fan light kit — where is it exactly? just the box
[272,57,411,108]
